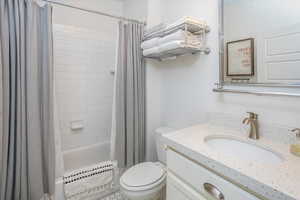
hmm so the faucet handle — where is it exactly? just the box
[291,128,300,138]
[246,112,258,119]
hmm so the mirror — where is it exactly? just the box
[220,0,300,87]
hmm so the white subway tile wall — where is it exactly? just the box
[53,24,116,151]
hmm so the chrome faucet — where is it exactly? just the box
[243,112,259,140]
[291,128,300,138]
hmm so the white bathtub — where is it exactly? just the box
[63,141,111,171]
[63,142,110,172]
[55,178,65,200]
[55,141,111,200]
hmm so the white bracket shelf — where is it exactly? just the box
[143,17,210,61]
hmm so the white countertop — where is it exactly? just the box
[163,123,300,200]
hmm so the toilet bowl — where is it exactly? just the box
[120,162,166,200]
[120,127,174,200]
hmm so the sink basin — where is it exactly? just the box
[204,135,284,165]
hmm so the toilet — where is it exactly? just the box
[120,127,174,200]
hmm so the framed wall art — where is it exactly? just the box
[226,38,254,76]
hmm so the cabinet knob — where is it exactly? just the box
[204,183,225,200]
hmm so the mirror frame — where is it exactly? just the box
[216,0,300,97]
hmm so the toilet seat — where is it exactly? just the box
[120,162,166,192]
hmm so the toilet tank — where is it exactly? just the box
[155,127,175,164]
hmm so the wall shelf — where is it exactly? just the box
[144,46,210,61]
[143,17,210,61]
[213,83,300,98]
[144,20,210,40]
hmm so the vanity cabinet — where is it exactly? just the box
[167,173,207,200]
[166,148,263,200]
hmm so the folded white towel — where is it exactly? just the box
[141,37,160,50]
[166,16,206,33]
[159,30,185,44]
[143,47,161,56]
[159,40,184,52]
[143,40,202,57]
[159,40,201,53]
[159,29,201,45]
[142,30,201,50]
[144,23,167,36]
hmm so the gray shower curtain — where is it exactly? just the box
[0,1,55,200]
[111,22,146,168]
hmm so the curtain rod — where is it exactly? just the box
[42,0,146,25]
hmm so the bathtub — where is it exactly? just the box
[62,141,111,172]
[55,141,111,200]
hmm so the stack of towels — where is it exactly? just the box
[142,29,202,57]
[142,17,206,57]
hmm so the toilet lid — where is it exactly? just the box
[121,162,165,187]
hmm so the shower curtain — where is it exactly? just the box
[0,1,55,200]
[111,22,146,169]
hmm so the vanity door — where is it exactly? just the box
[167,149,263,200]
[167,172,208,200]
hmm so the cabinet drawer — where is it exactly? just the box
[167,149,262,200]
[167,172,208,200]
